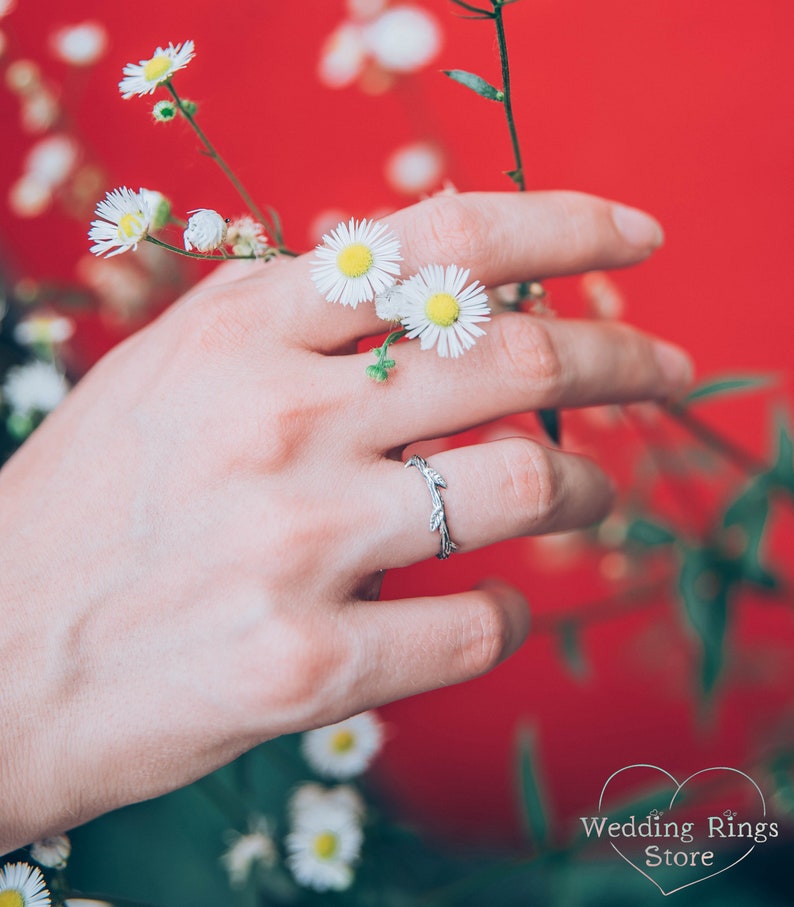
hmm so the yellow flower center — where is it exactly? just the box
[337,243,373,278]
[0,890,25,907]
[117,212,145,241]
[425,292,460,327]
[330,730,355,753]
[143,54,173,83]
[313,831,338,860]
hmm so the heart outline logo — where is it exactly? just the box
[598,764,766,896]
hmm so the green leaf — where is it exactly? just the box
[558,621,589,681]
[516,727,551,850]
[678,547,730,695]
[537,408,561,445]
[681,374,774,406]
[505,167,524,186]
[769,413,794,492]
[625,517,677,547]
[449,0,494,14]
[443,69,504,102]
[722,477,772,583]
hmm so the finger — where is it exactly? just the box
[357,437,614,571]
[349,314,693,448]
[344,581,529,710]
[277,191,664,350]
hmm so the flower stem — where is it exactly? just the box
[663,402,771,476]
[367,328,408,382]
[145,234,257,261]
[166,82,297,256]
[492,0,525,191]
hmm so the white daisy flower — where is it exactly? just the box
[400,264,491,358]
[50,22,108,66]
[221,816,277,889]
[317,23,367,89]
[0,862,51,907]
[226,216,269,257]
[301,711,384,780]
[3,361,69,418]
[311,218,401,307]
[184,208,227,252]
[363,6,441,73]
[88,187,152,258]
[30,834,71,869]
[385,141,444,195]
[14,313,75,346]
[119,40,195,99]
[289,783,366,824]
[8,175,51,218]
[25,134,79,189]
[285,785,364,892]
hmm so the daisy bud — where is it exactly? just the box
[184,208,227,252]
[374,285,407,322]
[140,188,171,231]
[179,98,198,116]
[151,99,177,123]
[30,833,71,869]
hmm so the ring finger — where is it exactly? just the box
[359,437,614,571]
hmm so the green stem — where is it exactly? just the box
[144,234,257,261]
[492,1,525,191]
[166,83,298,256]
[663,402,769,476]
[367,328,408,381]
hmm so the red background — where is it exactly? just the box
[1,0,793,846]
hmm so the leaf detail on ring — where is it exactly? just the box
[430,506,445,531]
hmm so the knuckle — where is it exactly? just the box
[236,609,351,732]
[462,596,512,677]
[492,314,563,395]
[176,286,261,359]
[413,194,485,267]
[502,439,559,526]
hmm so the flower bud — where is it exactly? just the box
[184,208,227,252]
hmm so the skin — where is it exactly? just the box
[0,191,692,853]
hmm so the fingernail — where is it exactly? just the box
[612,204,664,250]
[654,340,694,392]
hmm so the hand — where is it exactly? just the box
[0,191,691,852]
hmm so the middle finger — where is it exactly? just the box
[343,312,693,449]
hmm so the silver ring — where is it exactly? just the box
[405,455,458,560]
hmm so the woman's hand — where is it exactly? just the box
[0,191,691,853]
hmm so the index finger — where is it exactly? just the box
[266,190,664,350]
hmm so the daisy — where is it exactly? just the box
[226,216,269,257]
[88,187,152,258]
[3,361,69,418]
[301,711,384,780]
[119,40,195,99]
[14,313,74,347]
[0,862,51,907]
[221,816,277,888]
[30,834,71,869]
[289,783,365,824]
[400,263,491,358]
[285,785,364,892]
[50,22,108,66]
[184,208,227,253]
[311,217,401,307]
